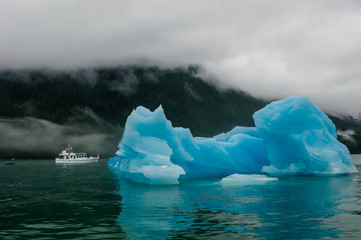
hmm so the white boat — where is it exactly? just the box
[55,145,99,163]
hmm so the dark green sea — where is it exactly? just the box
[1,156,361,239]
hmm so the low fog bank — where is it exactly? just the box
[329,115,361,154]
[0,111,122,159]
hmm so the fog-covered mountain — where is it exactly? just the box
[0,66,360,158]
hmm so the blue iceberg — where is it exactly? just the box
[253,96,357,175]
[108,96,357,184]
[108,106,269,184]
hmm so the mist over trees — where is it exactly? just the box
[0,65,360,158]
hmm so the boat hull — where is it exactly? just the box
[55,157,99,164]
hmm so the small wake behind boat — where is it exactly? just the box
[55,145,99,164]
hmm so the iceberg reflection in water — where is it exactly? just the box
[108,96,361,238]
[116,168,361,239]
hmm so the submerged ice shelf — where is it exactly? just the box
[108,96,357,184]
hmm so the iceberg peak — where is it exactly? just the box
[253,96,357,175]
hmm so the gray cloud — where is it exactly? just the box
[109,70,139,97]
[337,129,356,144]
[1,0,361,115]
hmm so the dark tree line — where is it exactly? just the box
[1,65,361,154]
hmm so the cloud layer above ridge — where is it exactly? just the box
[1,0,361,115]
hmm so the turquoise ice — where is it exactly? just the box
[254,96,357,175]
[108,96,357,184]
[107,106,268,184]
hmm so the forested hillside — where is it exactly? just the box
[0,66,360,158]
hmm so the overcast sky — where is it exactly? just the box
[1,0,361,115]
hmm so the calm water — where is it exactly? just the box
[1,156,361,240]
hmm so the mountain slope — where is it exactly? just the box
[0,66,360,158]
[0,66,267,158]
